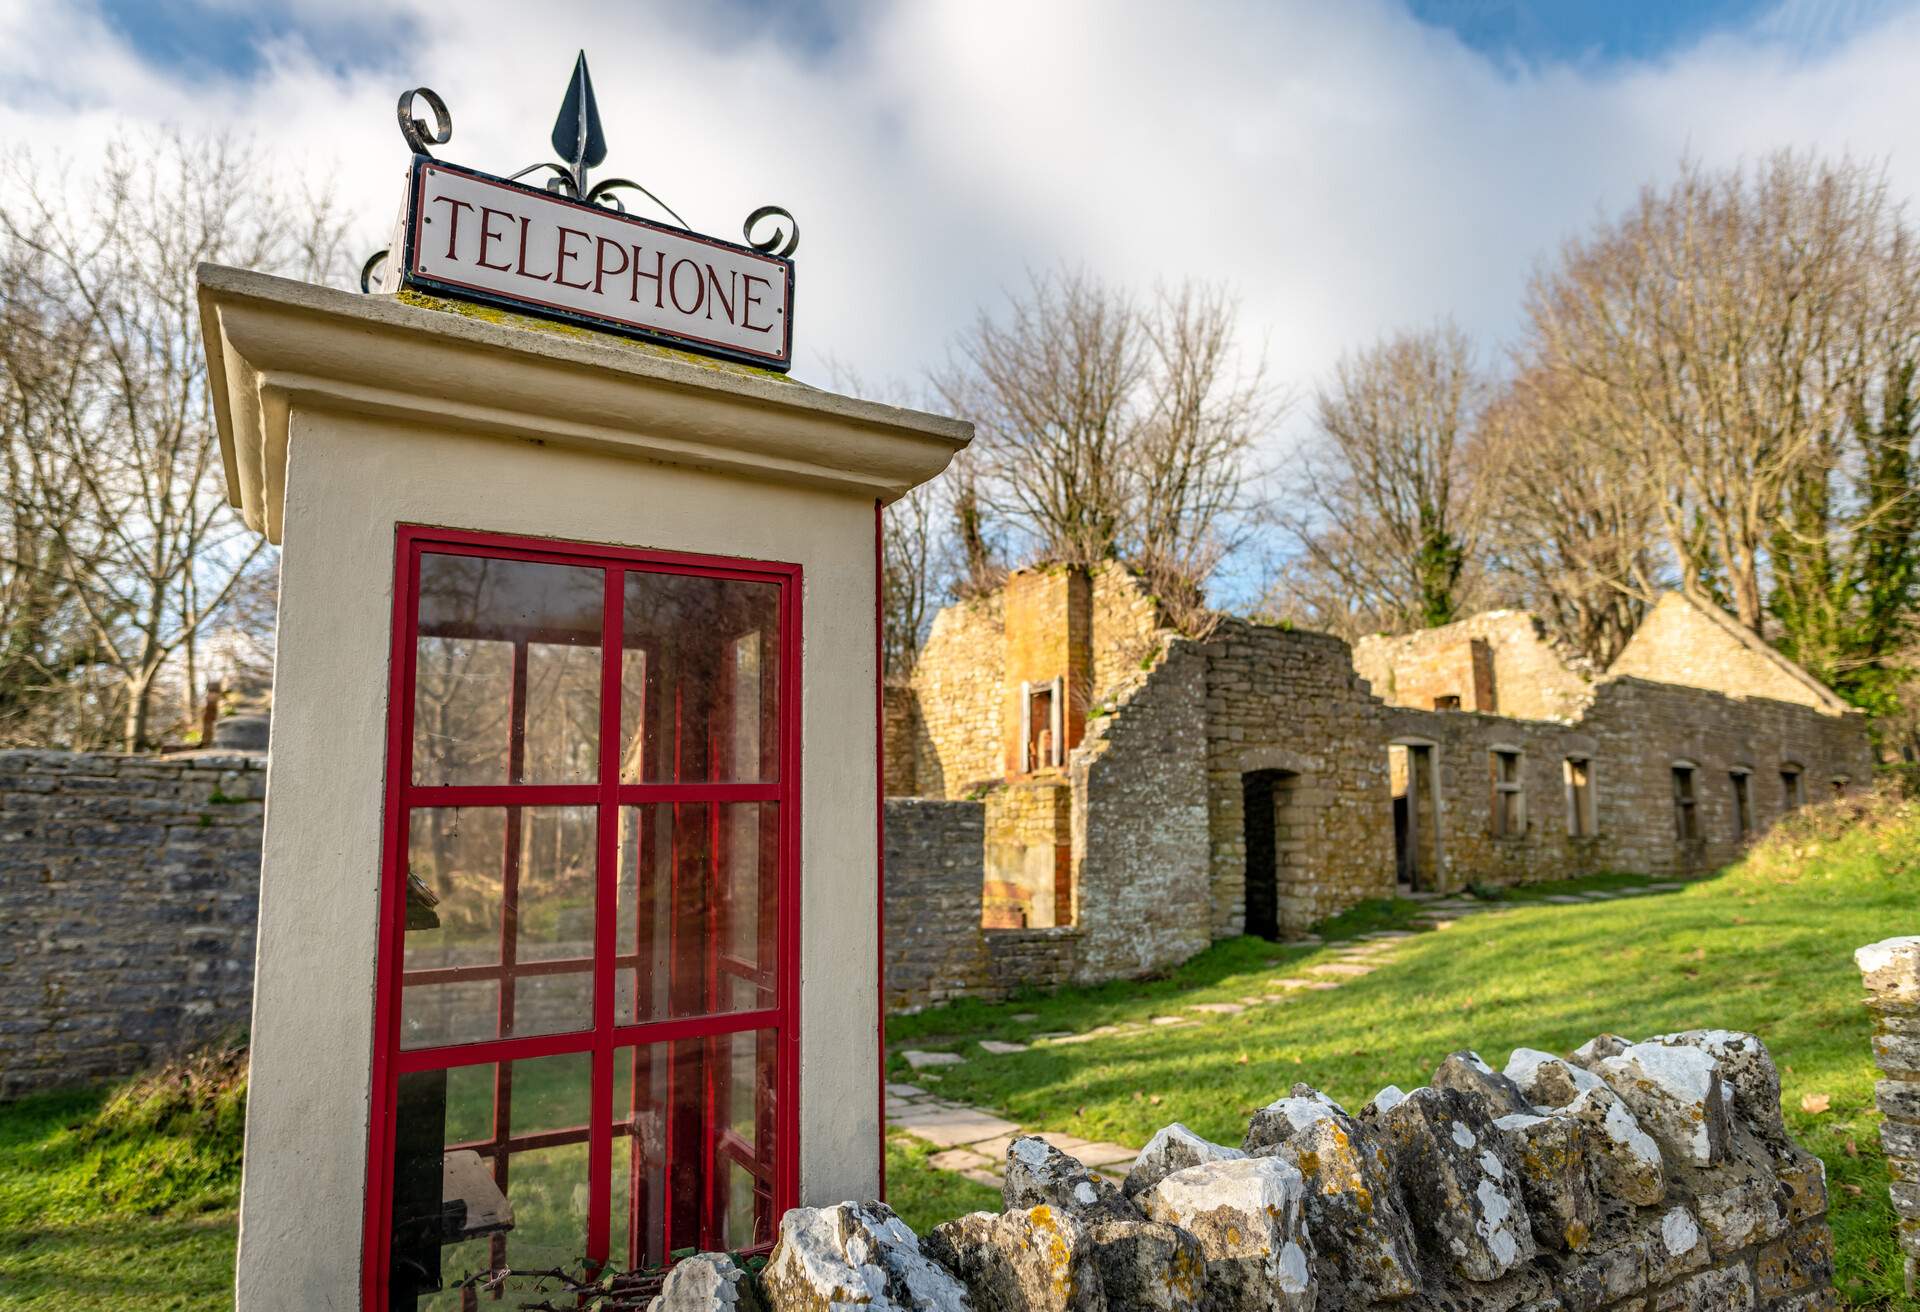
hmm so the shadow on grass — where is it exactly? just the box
[0,1214,235,1311]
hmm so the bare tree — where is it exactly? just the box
[935,269,1270,625]
[936,269,1144,567]
[1521,152,1903,634]
[881,478,940,679]
[0,133,347,749]
[1271,322,1486,635]
[1474,367,1667,665]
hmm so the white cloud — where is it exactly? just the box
[3,0,1920,441]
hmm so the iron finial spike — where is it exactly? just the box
[550,50,607,195]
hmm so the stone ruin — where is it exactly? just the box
[643,1028,1834,1311]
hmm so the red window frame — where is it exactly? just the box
[361,524,802,1308]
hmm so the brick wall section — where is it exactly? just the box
[1857,936,1920,1299]
[1069,643,1214,981]
[882,799,990,1012]
[1611,592,1847,713]
[1199,619,1397,935]
[907,592,1005,798]
[0,749,265,1097]
[1354,610,1595,721]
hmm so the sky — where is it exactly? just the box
[3,0,1919,468]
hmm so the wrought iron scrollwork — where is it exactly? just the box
[396,87,451,158]
[361,54,800,293]
[360,250,389,294]
[742,205,799,258]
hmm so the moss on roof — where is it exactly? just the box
[392,288,803,387]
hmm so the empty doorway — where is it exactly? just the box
[1389,740,1440,892]
[1242,769,1301,939]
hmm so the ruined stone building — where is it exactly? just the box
[882,566,1873,1010]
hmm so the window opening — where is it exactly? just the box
[1564,758,1594,838]
[1672,764,1698,842]
[1432,694,1461,711]
[1019,676,1065,772]
[370,531,798,1310]
[1730,770,1753,840]
[1780,766,1805,810]
[1490,749,1524,838]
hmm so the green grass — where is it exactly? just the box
[0,1045,246,1311]
[884,1134,1001,1234]
[885,795,1919,1308]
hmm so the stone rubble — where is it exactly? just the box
[741,1027,1835,1312]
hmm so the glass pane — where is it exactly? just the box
[611,1032,777,1269]
[413,553,603,785]
[389,1053,590,1309]
[614,803,778,1024]
[401,806,597,1049]
[619,572,779,783]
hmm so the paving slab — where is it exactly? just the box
[1541,895,1585,904]
[893,1106,1023,1148]
[962,1167,1002,1186]
[1647,882,1687,891]
[970,1134,1016,1160]
[979,1039,1029,1055]
[1072,1142,1139,1168]
[886,1083,927,1098]
[1189,1001,1246,1015]
[1360,930,1415,940]
[1306,961,1375,977]
[928,1147,994,1171]
[1045,1032,1102,1045]
[903,1050,965,1069]
[1268,977,1339,990]
[1011,1012,1040,1022]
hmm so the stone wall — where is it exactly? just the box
[1857,935,1920,1298]
[1611,592,1847,713]
[1197,619,1396,936]
[883,799,990,1012]
[1088,562,1169,712]
[1071,642,1214,981]
[908,593,1006,799]
[1355,609,1595,722]
[882,683,918,797]
[735,1026,1834,1312]
[982,780,1072,928]
[0,749,265,1097]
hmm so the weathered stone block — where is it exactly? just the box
[1642,1207,1710,1285]
[1372,1085,1536,1281]
[1123,1122,1246,1199]
[1138,1157,1314,1311]
[1596,1042,1729,1167]
[1647,1262,1753,1311]
[647,1253,763,1311]
[763,1201,971,1311]
[1251,1088,1420,1302]
[1003,1136,1140,1224]
[1494,1112,1597,1252]
[923,1207,1101,1312]
[1082,1217,1204,1311]
[1433,1050,1532,1117]
[1756,1222,1834,1300]
[1505,1048,1604,1109]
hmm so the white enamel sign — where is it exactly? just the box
[396,159,793,370]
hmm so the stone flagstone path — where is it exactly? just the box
[890,881,1688,1190]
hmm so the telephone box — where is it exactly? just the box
[197,265,967,1308]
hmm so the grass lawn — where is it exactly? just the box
[0,1071,241,1312]
[885,796,1919,1309]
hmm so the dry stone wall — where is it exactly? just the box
[0,749,265,1097]
[1857,935,1920,1298]
[662,1027,1835,1312]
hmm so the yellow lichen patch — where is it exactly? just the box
[1564,1219,1591,1250]
[390,288,802,385]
